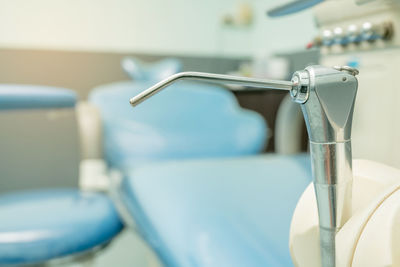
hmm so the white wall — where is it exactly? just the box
[0,0,317,57]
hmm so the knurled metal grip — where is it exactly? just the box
[290,70,310,104]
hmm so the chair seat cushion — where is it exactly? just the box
[0,189,123,265]
[121,154,311,267]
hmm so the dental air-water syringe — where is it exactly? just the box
[129,65,359,267]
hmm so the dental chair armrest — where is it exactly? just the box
[76,101,103,160]
[0,84,76,110]
[0,84,80,192]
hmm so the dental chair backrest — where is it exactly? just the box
[89,80,268,169]
[0,85,80,193]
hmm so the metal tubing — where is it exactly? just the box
[129,72,293,107]
[310,141,353,267]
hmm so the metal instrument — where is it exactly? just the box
[129,65,359,267]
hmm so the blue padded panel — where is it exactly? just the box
[0,189,123,265]
[121,154,311,267]
[89,81,268,169]
[0,84,76,110]
[121,57,183,82]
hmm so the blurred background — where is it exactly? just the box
[0,0,317,98]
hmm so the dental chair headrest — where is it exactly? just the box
[121,57,183,82]
[0,84,77,110]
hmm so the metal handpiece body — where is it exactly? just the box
[129,65,359,267]
[292,66,358,267]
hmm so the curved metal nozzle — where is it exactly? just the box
[129,72,293,107]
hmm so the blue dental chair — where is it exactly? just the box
[110,90,311,266]
[89,59,310,266]
[0,85,123,265]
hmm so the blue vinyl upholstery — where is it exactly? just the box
[0,84,76,110]
[90,62,307,267]
[0,84,123,265]
[0,189,123,265]
[90,81,268,170]
[121,154,311,267]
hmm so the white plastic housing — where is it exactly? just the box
[290,159,400,267]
